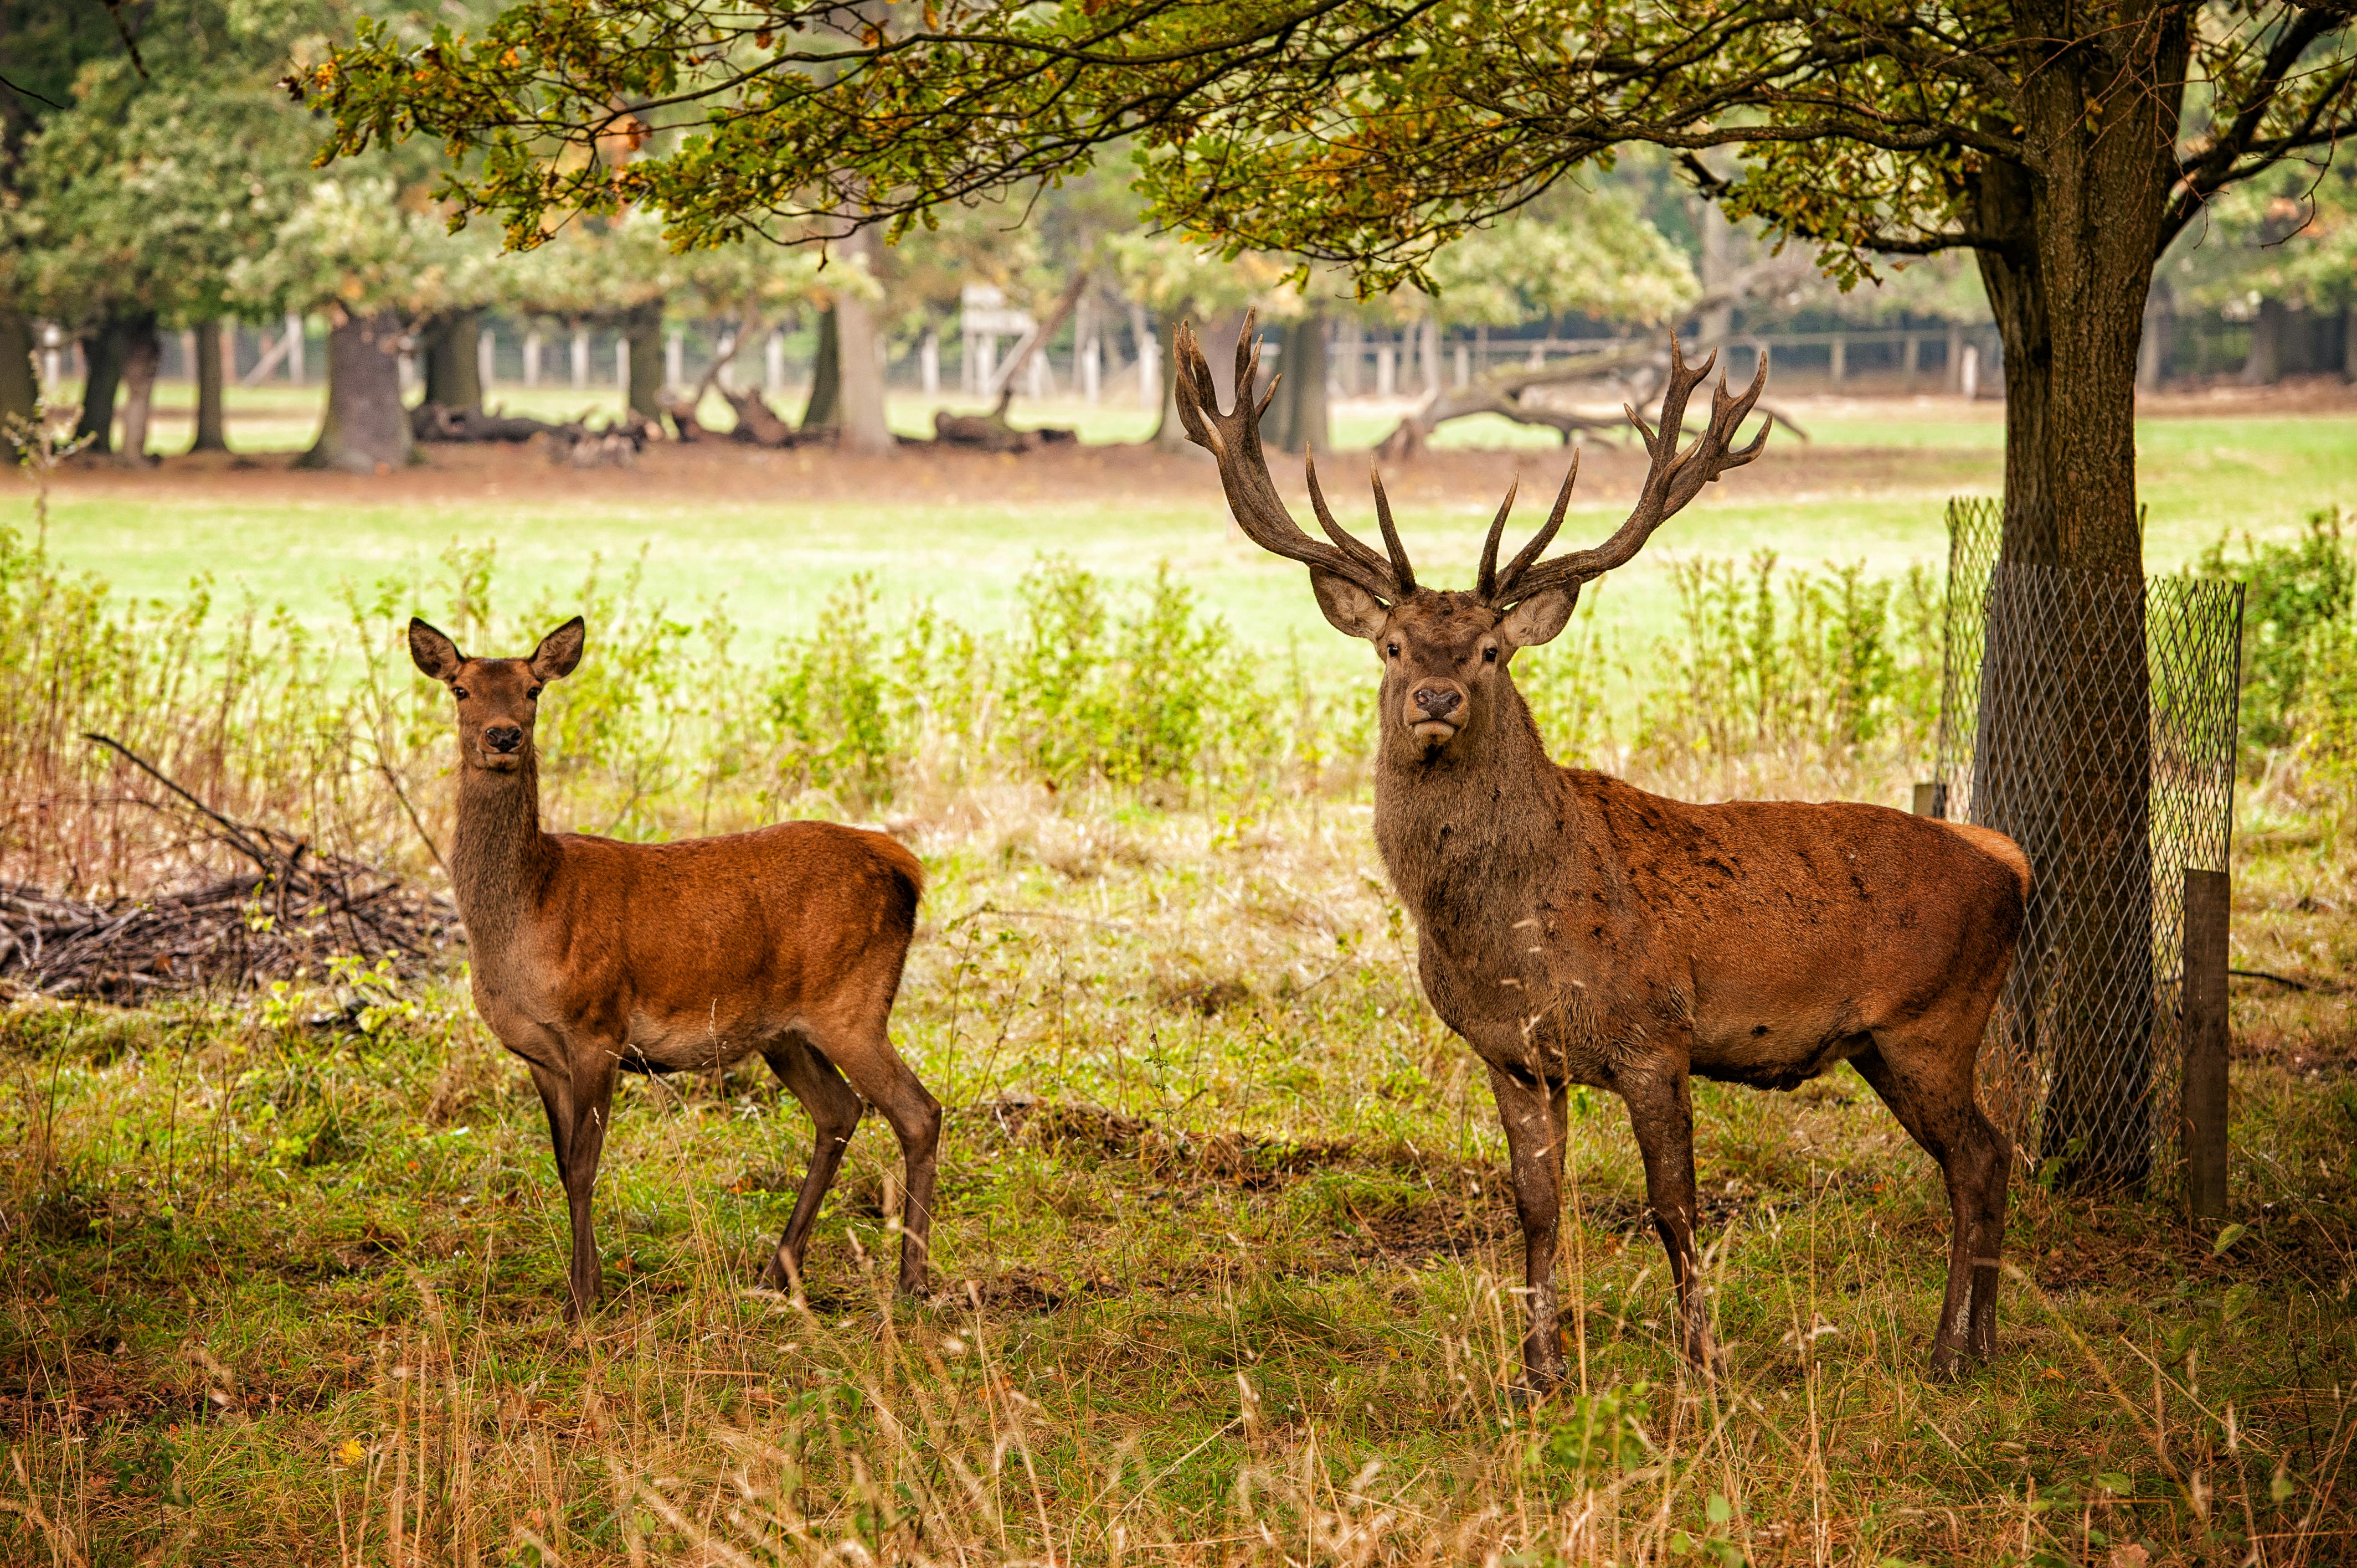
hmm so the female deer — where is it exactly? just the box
[410,615,941,1318]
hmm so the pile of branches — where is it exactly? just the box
[411,402,572,443]
[0,737,458,1004]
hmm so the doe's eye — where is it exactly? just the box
[451,685,469,700]
[526,686,543,700]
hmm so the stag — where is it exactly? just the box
[409,616,941,1319]
[1175,321,2028,1389]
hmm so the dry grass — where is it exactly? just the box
[2,782,2351,1567]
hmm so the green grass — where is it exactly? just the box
[2,794,2350,1565]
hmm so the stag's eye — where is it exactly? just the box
[526,686,542,701]
[1385,642,1400,659]
[1482,645,1498,664]
[451,685,469,700]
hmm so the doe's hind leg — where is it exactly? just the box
[758,1033,865,1293]
[808,1022,941,1296]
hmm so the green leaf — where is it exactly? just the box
[1706,1492,1732,1525]
[2212,1223,2251,1256]
[2272,1469,2296,1504]
[2095,1472,2134,1495]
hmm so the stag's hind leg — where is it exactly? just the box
[758,1031,865,1293]
[1852,1034,2010,1379]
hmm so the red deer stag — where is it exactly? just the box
[409,616,940,1319]
[1174,321,2027,1390]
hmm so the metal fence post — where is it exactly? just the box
[2183,868,2231,1220]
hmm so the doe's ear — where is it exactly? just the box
[530,616,586,682]
[408,617,464,682]
[1309,569,1389,642]
[1498,586,1578,651]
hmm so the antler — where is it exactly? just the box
[1485,335,1770,606]
[1175,312,1413,602]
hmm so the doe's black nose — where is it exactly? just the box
[1413,686,1461,718]
[484,725,524,754]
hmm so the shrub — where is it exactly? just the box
[2198,510,2355,759]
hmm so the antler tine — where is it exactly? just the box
[1366,465,1417,593]
[1305,455,1400,578]
[1491,454,1579,601]
[1493,332,1771,604]
[1173,314,1402,601]
[1474,476,1521,601]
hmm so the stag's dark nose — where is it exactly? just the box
[1413,686,1462,719]
[484,725,524,754]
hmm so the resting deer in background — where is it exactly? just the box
[409,616,941,1319]
[1175,321,2029,1390]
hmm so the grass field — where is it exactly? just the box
[4,391,2355,1565]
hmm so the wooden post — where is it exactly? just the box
[2183,868,2230,1221]
[1911,781,1947,819]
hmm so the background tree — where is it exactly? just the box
[230,176,498,471]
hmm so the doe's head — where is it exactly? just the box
[1172,314,1767,760]
[407,616,586,772]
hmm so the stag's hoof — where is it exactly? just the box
[1506,1375,1563,1411]
[1927,1336,1980,1383]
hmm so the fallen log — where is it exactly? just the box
[411,403,577,443]
[719,386,811,447]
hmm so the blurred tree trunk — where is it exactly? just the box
[421,311,484,410]
[1262,312,1331,455]
[624,302,665,421]
[298,308,413,473]
[800,307,841,432]
[1150,320,1187,451]
[191,319,230,452]
[0,308,35,452]
[829,230,894,453]
[74,315,144,455]
[2241,298,2284,386]
[116,321,162,463]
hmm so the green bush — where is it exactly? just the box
[2199,510,2355,757]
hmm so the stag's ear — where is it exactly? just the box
[1310,569,1388,641]
[409,618,464,682]
[531,616,586,682]
[1499,587,1577,650]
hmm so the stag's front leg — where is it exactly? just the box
[1486,1064,1567,1396]
[1617,1062,1717,1372]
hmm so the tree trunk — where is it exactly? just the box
[74,316,142,456]
[191,319,230,452]
[0,306,36,451]
[2241,298,2285,386]
[801,306,842,432]
[298,308,413,473]
[1963,25,2184,1193]
[2136,281,2173,394]
[1150,318,1188,451]
[116,322,162,463]
[828,231,894,454]
[421,310,485,411]
[1263,311,1331,455]
[624,301,666,421]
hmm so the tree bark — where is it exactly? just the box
[0,306,36,450]
[298,308,413,473]
[1263,311,1331,455]
[801,306,841,432]
[1963,20,2185,1192]
[2241,298,2285,386]
[1150,319,1187,451]
[74,316,143,456]
[828,231,895,454]
[624,301,666,421]
[421,310,485,411]
[191,319,230,452]
[115,321,162,463]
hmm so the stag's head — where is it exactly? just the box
[408,616,586,772]
[1175,317,1768,760]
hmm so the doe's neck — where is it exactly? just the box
[448,751,554,945]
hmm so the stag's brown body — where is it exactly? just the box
[1176,320,2026,1389]
[412,616,941,1319]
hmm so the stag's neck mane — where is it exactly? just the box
[1371,678,1603,934]
[449,754,558,957]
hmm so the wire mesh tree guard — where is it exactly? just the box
[1934,499,2245,1191]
